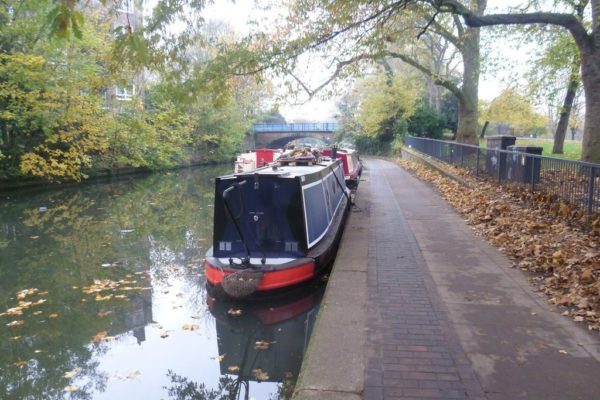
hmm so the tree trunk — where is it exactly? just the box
[455,25,480,145]
[553,57,579,154]
[580,47,600,164]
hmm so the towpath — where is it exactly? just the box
[294,158,600,400]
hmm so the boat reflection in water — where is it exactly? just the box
[207,283,325,399]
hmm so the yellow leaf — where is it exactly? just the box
[13,359,28,368]
[227,365,240,372]
[92,331,108,343]
[227,308,242,316]
[64,385,79,392]
[64,368,81,379]
[48,313,58,319]
[7,320,24,328]
[252,368,269,381]
[182,324,200,331]
[211,354,225,361]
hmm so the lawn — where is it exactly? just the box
[480,137,582,161]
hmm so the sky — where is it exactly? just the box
[200,0,541,122]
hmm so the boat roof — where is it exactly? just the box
[227,158,340,179]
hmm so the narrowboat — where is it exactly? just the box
[204,156,350,299]
[321,146,362,189]
[234,148,282,173]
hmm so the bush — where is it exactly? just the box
[408,103,445,139]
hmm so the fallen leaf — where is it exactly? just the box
[227,308,242,316]
[64,385,79,392]
[92,331,108,343]
[227,365,240,372]
[13,359,28,368]
[30,236,39,240]
[97,311,113,318]
[211,354,225,361]
[126,370,141,380]
[7,320,24,328]
[64,368,81,379]
[48,313,58,319]
[254,341,270,350]
[182,324,200,331]
[160,331,169,338]
[252,368,269,381]
[559,349,568,355]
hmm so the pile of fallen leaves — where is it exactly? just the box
[397,158,600,332]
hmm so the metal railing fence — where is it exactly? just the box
[404,136,600,215]
[253,123,338,132]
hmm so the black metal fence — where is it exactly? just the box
[404,136,600,215]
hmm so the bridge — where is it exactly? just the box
[249,123,338,149]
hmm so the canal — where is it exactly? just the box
[0,166,324,400]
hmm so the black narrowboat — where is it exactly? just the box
[204,157,350,299]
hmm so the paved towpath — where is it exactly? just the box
[294,158,600,400]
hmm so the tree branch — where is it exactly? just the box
[434,0,591,51]
[385,50,465,102]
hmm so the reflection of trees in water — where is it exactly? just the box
[166,371,240,400]
[0,165,228,399]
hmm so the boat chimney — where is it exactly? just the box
[332,144,338,159]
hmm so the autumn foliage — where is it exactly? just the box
[397,158,600,332]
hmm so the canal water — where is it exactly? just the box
[0,166,324,400]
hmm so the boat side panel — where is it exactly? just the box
[302,163,347,248]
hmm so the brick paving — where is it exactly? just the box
[363,160,485,400]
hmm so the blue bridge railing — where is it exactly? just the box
[253,123,338,133]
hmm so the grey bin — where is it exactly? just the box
[506,145,543,184]
[486,135,517,181]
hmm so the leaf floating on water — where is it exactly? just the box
[7,320,24,328]
[159,331,170,339]
[64,385,79,392]
[120,229,135,234]
[48,313,58,319]
[211,354,225,362]
[252,368,269,381]
[32,299,46,306]
[5,307,24,316]
[101,263,112,268]
[30,236,39,240]
[559,349,568,355]
[254,341,270,350]
[227,308,242,317]
[13,359,28,368]
[227,365,240,372]
[64,368,82,379]
[92,331,108,343]
[9,336,21,341]
[182,324,200,331]
[126,370,141,380]
[16,288,39,299]
[97,311,113,318]
[95,294,113,302]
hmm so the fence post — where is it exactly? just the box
[530,154,536,192]
[475,147,480,177]
[460,146,464,167]
[588,166,596,215]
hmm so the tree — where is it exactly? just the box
[433,0,600,162]
[480,88,547,136]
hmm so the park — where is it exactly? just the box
[0,1,599,399]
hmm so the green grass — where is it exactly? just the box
[480,138,582,161]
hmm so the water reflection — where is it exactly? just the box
[0,166,322,399]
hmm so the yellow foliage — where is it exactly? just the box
[479,88,546,135]
[356,73,418,138]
